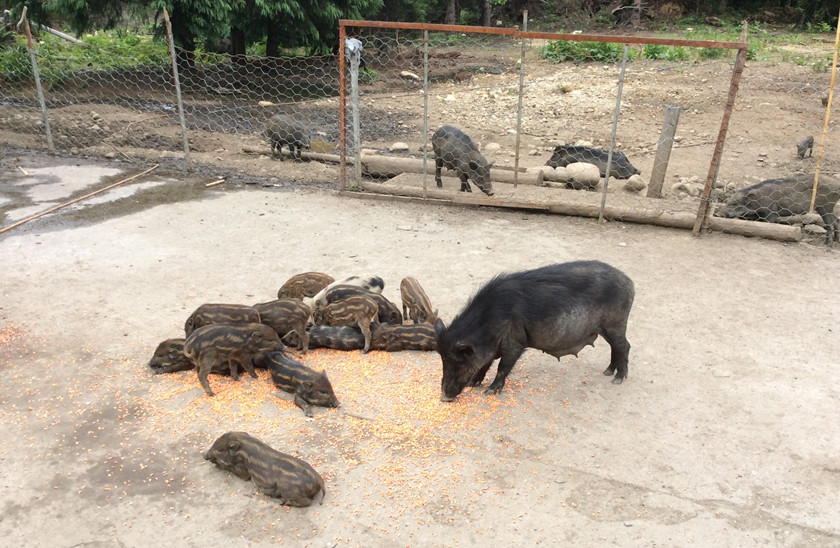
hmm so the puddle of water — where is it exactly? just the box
[21,165,125,202]
[65,179,173,208]
[5,203,62,223]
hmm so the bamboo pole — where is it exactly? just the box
[162,8,190,168]
[809,4,840,214]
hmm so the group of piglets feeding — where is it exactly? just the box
[148,272,440,411]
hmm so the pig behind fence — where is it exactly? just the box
[204,431,326,507]
[546,144,640,179]
[435,260,635,402]
[714,173,840,243]
[264,114,311,161]
[432,125,494,196]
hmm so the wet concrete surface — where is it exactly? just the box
[0,148,314,237]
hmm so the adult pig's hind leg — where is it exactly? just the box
[600,326,631,384]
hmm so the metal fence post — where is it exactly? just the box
[422,30,430,199]
[598,45,629,224]
[163,8,190,169]
[347,39,363,186]
[513,11,528,188]
[692,43,747,236]
[339,24,347,191]
[20,8,54,154]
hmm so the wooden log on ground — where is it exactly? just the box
[360,153,544,185]
[241,145,341,164]
[706,217,802,242]
[354,180,803,242]
[355,181,549,210]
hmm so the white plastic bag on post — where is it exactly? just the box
[346,37,364,183]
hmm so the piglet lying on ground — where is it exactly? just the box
[204,431,325,507]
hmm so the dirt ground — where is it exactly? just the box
[1,148,839,547]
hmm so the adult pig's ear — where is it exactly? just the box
[434,318,446,337]
[454,342,474,358]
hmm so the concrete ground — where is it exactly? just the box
[1,152,839,547]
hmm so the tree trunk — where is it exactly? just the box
[445,0,458,24]
[483,0,491,26]
[229,28,246,56]
[266,22,280,57]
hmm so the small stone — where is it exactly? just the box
[803,224,827,236]
[390,142,409,152]
[444,94,456,102]
[624,175,646,192]
[484,143,501,153]
[801,212,824,225]
[566,162,600,190]
[400,71,420,81]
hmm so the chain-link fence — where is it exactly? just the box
[0,10,341,165]
[2,10,838,243]
[337,19,839,243]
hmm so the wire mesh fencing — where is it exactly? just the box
[0,14,342,165]
[338,20,839,243]
[1,11,838,243]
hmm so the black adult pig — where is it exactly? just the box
[204,431,326,506]
[282,326,366,351]
[184,323,285,396]
[714,173,840,243]
[254,351,340,416]
[435,261,635,401]
[432,125,494,195]
[546,144,640,179]
[264,114,311,161]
